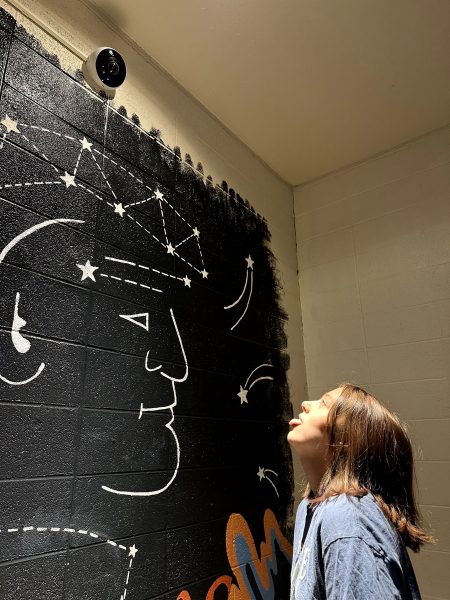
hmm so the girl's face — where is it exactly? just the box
[287,387,342,458]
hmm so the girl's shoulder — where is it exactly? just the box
[317,494,399,554]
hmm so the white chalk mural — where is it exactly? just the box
[102,307,188,497]
[0,113,207,281]
[0,12,293,599]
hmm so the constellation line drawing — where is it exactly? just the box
[0,524,138,600]
[257,466,279,498]
[101,307,188,497]
[237,363,274,404]
[104,255,191,289]
[0,115,207,278]
[224,255,254,331]
[76,256,166,293]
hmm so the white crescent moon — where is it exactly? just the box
[0,218,85,385]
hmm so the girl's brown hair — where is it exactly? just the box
[305,383,434,552]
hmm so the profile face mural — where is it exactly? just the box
[0,7,293,599]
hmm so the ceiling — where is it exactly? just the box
[86,0,450,186]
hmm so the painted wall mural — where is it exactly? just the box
[0,6,293,599]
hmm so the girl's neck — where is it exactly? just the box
[301,457,326,497]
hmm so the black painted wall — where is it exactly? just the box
[0,7,293,599]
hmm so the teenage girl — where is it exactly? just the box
[288,383,434,599]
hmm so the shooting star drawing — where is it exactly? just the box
[224,255,254,331]
[237,363,274,404]
[257,466,279,498]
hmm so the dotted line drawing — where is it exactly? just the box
[0,180,63,190]
[158,197,169,245]
[90,144,118,201]
[0,525,138,600]
[2,112,257,221]
[0,115,207,277]
[20,123,77,141]
[76,181,115,209]
[99,272,163,294]
[72,146,84,177]
[105,256,190,286]
[18,131,59,173]
[123,197,152,209]
[89,149,204,263]
[77,254,192,295]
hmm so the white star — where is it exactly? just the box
[77,259,99,282]
[183,275,191,288]
[1,115,20,134]
[154,189,164,200]
[114,202,126,217]
[193,227,200,238]
[167,242,175,255]
[201,269,209,279]
[257,466,265,481]
[237,385,248,404]
[80,137,93,152]
[245,255,254,270]
[60,171,76,188]
[128,544,138,558]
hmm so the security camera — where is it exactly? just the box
[82,47,126,98]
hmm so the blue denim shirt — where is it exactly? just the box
[291,493,422,599]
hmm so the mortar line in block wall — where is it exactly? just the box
[62,354,89,596]
[349,226,371,384]
[294,125,450,195]
[295,155,450,226]
[406,418,450,423]
[0,15,14,105]
[363,334,450,352]
[0,400,290,426]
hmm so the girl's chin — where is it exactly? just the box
[287,429,302,443]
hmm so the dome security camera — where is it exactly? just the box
[82,47,126,98]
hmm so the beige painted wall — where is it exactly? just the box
[294,125,450,599]
[1,0,307,515]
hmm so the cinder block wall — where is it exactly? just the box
[0,0,307,598]
[294,126,450,599]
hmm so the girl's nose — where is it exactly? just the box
[301,401,310,413]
